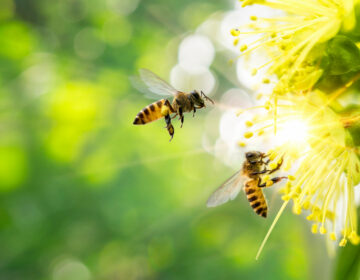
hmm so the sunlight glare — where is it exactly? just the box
[275,119,310,146]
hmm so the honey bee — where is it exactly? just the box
[207,151,287,218]
[132,69,214,141]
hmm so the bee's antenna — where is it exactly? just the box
[201,90,214,105]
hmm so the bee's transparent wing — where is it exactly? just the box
[129,75,161,99]
[139,68,178,96]
[206,171,245,207]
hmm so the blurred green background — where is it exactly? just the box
[0,0,340,279]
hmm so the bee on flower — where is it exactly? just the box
[239,90,360,254]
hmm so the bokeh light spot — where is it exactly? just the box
[44,82,106,162]
[170,64,216,95]
[52,258,91,280]
[102,16,132,47]
[74,28,105,60]
[0,146,27,191]
[0,21,36,60]
[106,0,140,15]
[178,34,215,70]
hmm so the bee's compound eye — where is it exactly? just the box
[192,91,200,98]
[246,152,254,159]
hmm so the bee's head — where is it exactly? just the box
[245,151,263,163]
[190,90,214,108]
[190,90,205,107]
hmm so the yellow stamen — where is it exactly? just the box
[266,180,274,187]
[244,132,253,138]
[230,28,240,36]
[320,226,326,234]
[245,121,253,127]
[311,224,318,234]
[238,141,246,147]
[262,78,270,84]
[256,200,289,260]
[330,233,337,241]
[240,44,248,52]
[288,175,296,181]
[339,238,347,247]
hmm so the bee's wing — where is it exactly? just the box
[129,75,161,99]
[139,68,178,96]
[206,171,245,207]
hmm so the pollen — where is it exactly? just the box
[350,232,360,245]
[319,226,327,235]
[292,204,301,215]
[268,152,276,161]
[266,180,273,187]
[245,120,253,127]
[240,44,248,52]
[306,214,314,221]
[269,162,277,170]
[250,15,257,21]
[263,175,270,182]
[302,201,310,210]
[339,238,347,247]
[233,38,239,46]
[230,28,240,36]
[264,101,271,110]
[262,78,270,84]
[238,141,246,147]
[288,175,296,181]
[251,68,258,76]
[311,224,318,234]
[244,132,253,138]
[330,233,337,241]
[161,105,170,116]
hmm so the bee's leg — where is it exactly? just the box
[171,113,178,119]
[268,157,284,174]
[250,169,268,176]
[179,108,184,128]
[258,176,287,188]
[193,107,196,117]
[164,114,174,141]
[253,157,284,176]
[164,99,175,113]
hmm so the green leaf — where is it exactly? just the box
[334,208,360,280]
[326,35,360,75]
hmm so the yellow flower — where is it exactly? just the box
[248,90,360,258]
[233,0,358,93]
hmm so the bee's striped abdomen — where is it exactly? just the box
[133,99,167,125]
[244,180,268,218]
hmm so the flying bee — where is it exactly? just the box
[207,151,287,218]
[132,69,214,141]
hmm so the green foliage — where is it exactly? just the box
[334,210,360,280]
[326,35,360,75]
[335,244,360,280]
